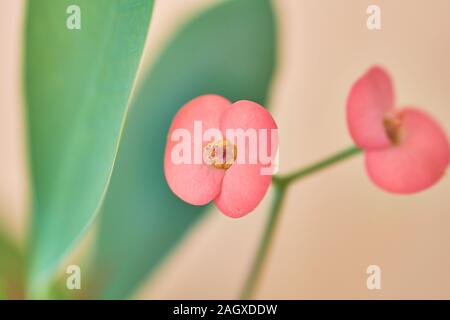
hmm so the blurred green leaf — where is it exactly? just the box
[24,0,154,295]
[0,228,24,299]
[90,0,276,299]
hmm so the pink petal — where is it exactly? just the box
[215,100,278,218]
[214,163,272,218]
[347,66,395,149]
[220,100,278,165]
[164,95,230,205]
[365,108,450,194]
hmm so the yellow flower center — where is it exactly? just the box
[383,113,403,145]
[203,140,237,169]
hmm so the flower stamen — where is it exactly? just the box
[383,113,403,145]
[203,140,237,169]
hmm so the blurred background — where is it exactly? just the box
[1,0,450,299]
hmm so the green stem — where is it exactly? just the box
[240,183,287,299]
[240,145,362,299]
[274,145,362,186]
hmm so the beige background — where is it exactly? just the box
[0,0,27,244]
[1,0,450,299]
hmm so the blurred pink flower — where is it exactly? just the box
[164,95,278,218]
[347,66,450,193]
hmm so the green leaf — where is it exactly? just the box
[24,0,154,295]
[90,0,276,299]
[0,227,24,299]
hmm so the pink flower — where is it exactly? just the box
[347,66,450,193]
[164,95,278,218]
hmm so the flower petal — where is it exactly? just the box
[214,163,272,218]
[214,100,277,218]
[347,66,395,149]
[220,100,278,165]
[164,95,230,205]
[365,108,450,193]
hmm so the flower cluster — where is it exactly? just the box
[165,67,450,218]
